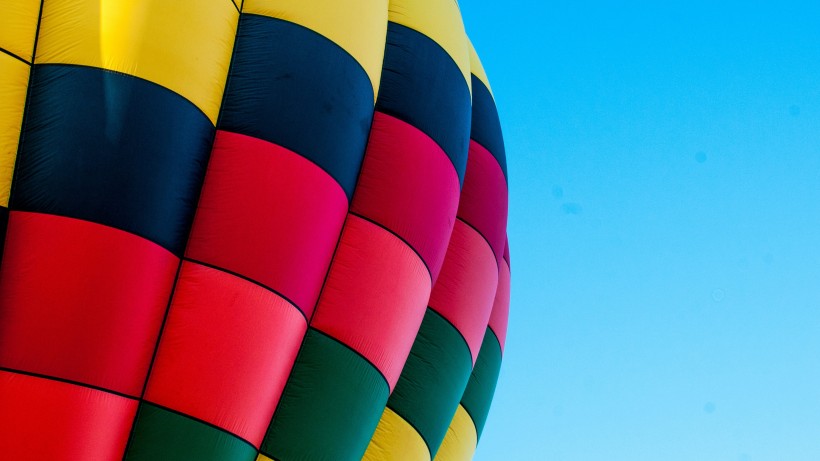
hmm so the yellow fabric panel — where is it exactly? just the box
[388,0,471,91]
[243,0,388,98]
[362,407,431,461]
[468,40,494,99]
[0,0,40,61]
[433,405,478,461]
[35,0,239,124]
[0,53,30,207]
[256,454,276,461]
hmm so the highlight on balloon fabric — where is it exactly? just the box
[0,1,510,460]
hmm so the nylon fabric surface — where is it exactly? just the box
[0,1,510,460]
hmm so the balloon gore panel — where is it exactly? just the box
[0,1,511,460]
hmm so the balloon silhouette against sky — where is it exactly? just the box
[0,1,510,460]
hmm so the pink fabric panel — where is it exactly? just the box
[428,219,498,363]
[457,141,509,265]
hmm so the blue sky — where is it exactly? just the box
[460,2,820,460]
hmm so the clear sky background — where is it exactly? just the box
[459,2,820,460]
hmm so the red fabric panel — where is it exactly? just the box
[351,112,460,281]
[0,370,137,459]
[488,260,511,353]
[0,212,178,396]
[311,215,431,389]
[144,262,307,447]
[186,130,348,317]
[503,237,511,268]
[429,220,499,364]
[457,141,509,264]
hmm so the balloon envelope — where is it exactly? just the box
[0,1,510,460]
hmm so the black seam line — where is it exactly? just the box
[312,327,391,391]
[468,136,509,188]
[455,216,499,275]
[382,403,434,460]
[6,0,44,214]
[121,9,245,459]
[348,211,433,284]
[7,208,180,258]
[0,47,30,66]
[389,21,471,95]
[215,2,245,128]
[375,21,474,183]
[230,0,240,14]
[119,259,184,461]
[183,257,308,324]
[242,13,377,98]
[258,62,390,436]
[257,325,393,458]
[258,448,276,460]
[143,401,257,451]
[258,216,350,456]
[470,71,492,98]
[37,63,215,128]
[423,306,475,367]
[374,106,465,188]
[0,366,138,401]
[485,326,504,357]
[256,18,383,449]
[216,128,349,202]
[217,13,379,200]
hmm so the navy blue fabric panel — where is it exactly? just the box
[218,14,374,200]
[470,75,507,182]
[11,64,214,255]
[376,22,471,186]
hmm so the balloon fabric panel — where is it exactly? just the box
[141,262,307,447]
[0,370,138,460]
[0,0,40,261]
[0,212,178,397]
[11,65,213,256]
[436,244,512,459]
[185,130,348,317]
[0,54,29,207]
[0,0,510,460]
[0,0,40,62]
[33,0,238,123]
[433,405,479,461]
[489,257,512,353]
[242,0,388,97]
[260,329,390,461]
[350,111,460,282]
[217,14,375,200]
[379,309,475,456]
[376,22,471,185]
[309,215,432,389]
[469,76,508,181]
[364,407,432,461]
[362,38,510,460]
[258,0,474,458]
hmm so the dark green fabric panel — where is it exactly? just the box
[460,328,503,439]
[124,402,257,461]
[387,308,473,457]
[261,328,389,461]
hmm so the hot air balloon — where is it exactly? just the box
[0,1,510,460]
